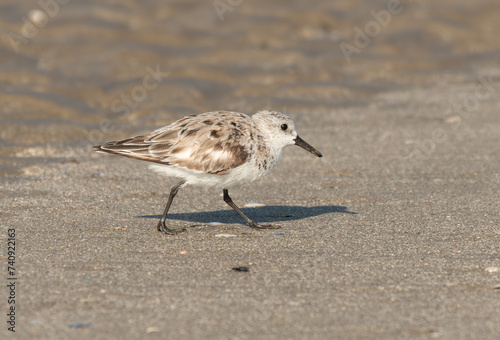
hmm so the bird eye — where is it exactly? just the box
[281,124,288,131]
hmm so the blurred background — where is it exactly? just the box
[1,0,498,175]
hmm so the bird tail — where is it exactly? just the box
[93,145,106,153]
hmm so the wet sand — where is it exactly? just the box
[1,0,499,339]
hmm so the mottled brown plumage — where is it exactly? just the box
[95,111,265,175]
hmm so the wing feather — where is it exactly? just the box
[94,111,253,174]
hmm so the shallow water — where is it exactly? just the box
[0,0,499,175]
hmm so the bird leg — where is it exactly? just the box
[223,189,281,230]
[157,181,186,234]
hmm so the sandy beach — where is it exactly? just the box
[1,0,499,338]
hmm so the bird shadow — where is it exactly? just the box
[139,205,356,225]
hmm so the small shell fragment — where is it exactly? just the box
[207,222,223,226]
[244,202,265,208]
[146,327,160,333]
[215,234,236,238]
[485,267,500,273]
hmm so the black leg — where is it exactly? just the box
[157,181,186,234]
[223,189,281,230]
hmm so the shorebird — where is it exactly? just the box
[94,110,322,234]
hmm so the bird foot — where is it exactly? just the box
[248,222,281,230]
[157,221,187,235]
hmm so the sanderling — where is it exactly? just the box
[94,110,322,234]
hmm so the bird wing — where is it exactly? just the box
[94,112,252,175]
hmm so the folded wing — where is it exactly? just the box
[94,112,251,175]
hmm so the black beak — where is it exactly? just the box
[294,135,323,157]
